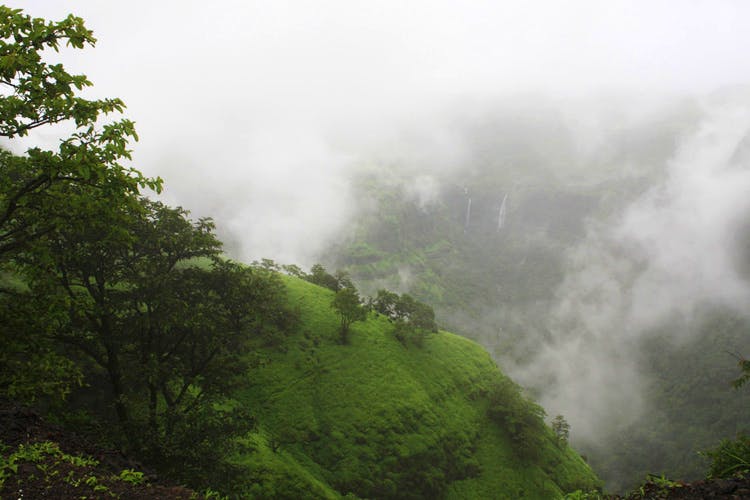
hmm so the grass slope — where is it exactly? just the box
[232,276,599,498]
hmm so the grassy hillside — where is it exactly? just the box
[321,173,750,491]
[229,276,599,498]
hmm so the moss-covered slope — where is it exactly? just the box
[231,276,599,498]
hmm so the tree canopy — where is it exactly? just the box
[331,286,366,344]
[0,6,159,257]
[0,8,294,493]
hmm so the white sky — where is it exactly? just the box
[15,1,750,263]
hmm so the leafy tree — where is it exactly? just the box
[306,263,340,291]
[372,290,437,346]
[373,289,400,318]
[0,6,160,410]
[552,415,570,446]
[333,269,355,290]
[281,263,304,277]
[331,287,366,344]
[20,196,289,453]
[0,283,82,404]
[305,264,355,292]
[406,297,438,333]
[0,6,159,257]
[486,376,547,460]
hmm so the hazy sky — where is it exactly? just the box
[14,1,750,263]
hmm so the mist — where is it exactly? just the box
[17,1,750,260]
[13,0,750,486]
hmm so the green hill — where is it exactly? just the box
[320,171,750,491]
[228,276,599,498]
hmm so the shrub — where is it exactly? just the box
[703,434,750,479]
[486,377,547,460]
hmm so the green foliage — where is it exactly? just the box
[117,468,145,485]
[563,490,605,500]
[646,473,680,490]
[327,174,750,492]
[233,276,599,498]
[6,194,292,493]
[0,7,159,257]
[486,376,547,460]
[553,415,571,446]
[201,488,230,500]
[0,441,98,489]
[588,315,750,492]
[331,286,366,344]
[373,289,438,347]
[626,473,683,499]
[373,288,400,317]
[306,263,342,291]
[302,263,357,292]
[0,286,83,404]
[144,403,255,493]
[281,263,305,278]
[703,434,750,479]
[0,438,195,497]
[732,358,750,389]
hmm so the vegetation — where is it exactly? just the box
[703,434,750,479]
[231,276,600,498]
[0,6,160,257]
[699,355,750,481]
[322,169,750,492]
[0,437,207,498]
[486,376,547,461]
[0,7,602,498]
[732,356,750,389]
[372,289,438,347]
[304,263,353,292]
[553,415,571,447]
[0,5,160,408]
[0,7,281,494]
[331,286,366,344]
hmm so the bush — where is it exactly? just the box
[703,434,750,479]
[486,377,547,460]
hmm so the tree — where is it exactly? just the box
[333,269,355,290]
[372,290,438,346]
[0,7,159,406]
[20,196,290,445]
[552,415,570,446]
[11,193,296,494]
[487,376,547,460]
[281,263,304,277]
[0,7,159,257]
[373,289,400,318]
[331,287,366,344]
[306,263,340,291]
[0,283,82,404]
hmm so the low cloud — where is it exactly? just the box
[511,91,750,445]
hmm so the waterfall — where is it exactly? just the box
[464,197,472,231]
[497,193,508,231]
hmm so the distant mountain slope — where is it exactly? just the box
[319,171,750,492]
[229,276,599,498]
